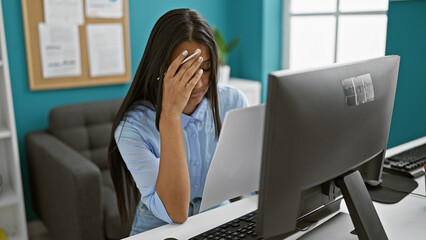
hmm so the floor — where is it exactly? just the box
[27,221,54,240]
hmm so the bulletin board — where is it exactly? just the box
[21,0,131,91]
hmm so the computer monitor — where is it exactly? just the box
[257,56,400,239]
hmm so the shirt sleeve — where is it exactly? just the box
[114,120,173,224]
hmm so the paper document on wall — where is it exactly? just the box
[86,0,123,18]
[38,23,82,79]
[86,23,126,77]
[43,0,84,25]
[200,104,265,212]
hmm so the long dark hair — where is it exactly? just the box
[108,9,221,224]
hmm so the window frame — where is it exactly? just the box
[282,0,388,70]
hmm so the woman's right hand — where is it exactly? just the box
[161,49,204,118]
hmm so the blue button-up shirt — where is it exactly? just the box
[115,85,248,223]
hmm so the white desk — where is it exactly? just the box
[126,137,426,240]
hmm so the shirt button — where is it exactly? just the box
[191,133,196,138]
[195,161,200,166]
[194,184,199,188]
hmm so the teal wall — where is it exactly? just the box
[261,0,282,101]
[227,0,282,101]
[227,0,263,81]
[1,0,234,221]
[386,0,426,147]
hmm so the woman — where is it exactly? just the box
[108,9,248,235]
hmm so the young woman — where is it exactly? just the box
[108,9,248,235]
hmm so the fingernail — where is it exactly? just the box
[198,57,203,62]
[195,49,201,54]
[199,69,203,74]
[182,50,188,56]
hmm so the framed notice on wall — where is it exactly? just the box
[21,0,131,91]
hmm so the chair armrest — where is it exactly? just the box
[26,131,103,240]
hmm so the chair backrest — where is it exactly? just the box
[48,99,122,170]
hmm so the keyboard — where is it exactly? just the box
[189,210,261,240]
[383,143,426,178]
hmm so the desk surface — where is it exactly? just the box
[126,137,426,240]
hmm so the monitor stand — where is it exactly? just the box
[299,170,388,240]
[336,170,388,240]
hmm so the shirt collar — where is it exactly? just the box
[181,98,208,129]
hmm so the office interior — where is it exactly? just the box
[0,0,425,239]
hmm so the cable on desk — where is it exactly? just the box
[381,186,426,198]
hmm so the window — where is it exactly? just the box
[282,0,389,70]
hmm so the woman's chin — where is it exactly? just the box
[183,95,205,114]
[187,97,202,106]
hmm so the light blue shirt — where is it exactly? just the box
[115,85,248,224]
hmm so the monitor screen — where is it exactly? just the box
[257,56,400,239]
